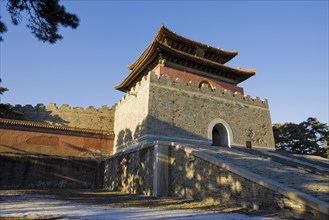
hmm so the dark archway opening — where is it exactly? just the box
[212,123,229,147]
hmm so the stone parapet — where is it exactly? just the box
[11,103,116,131]
[116,74,150,109]
[146,71,274,149]
[149,72,268,109]
[114,74,151,152]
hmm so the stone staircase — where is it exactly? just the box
[186,145,329,217]
[231,146,329,176]
[196,146,329,203]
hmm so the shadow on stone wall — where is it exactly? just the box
[9,105,68,126]
[103,146,154,196]
[168,147,328,219]
[113,117,328,219]
[116,115,208,148]
[0,154,103,189]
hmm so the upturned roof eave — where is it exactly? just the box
[115,40,255,92]
[159,25,238,60]
[115,41,160,92]
[156,40,255,76]
[127,40,155,70]
[128,25,238,70]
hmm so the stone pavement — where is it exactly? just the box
[197,146,329,203]
[0,192,283,220]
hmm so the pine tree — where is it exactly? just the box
[273,118,329,157]
[0,0,79,43]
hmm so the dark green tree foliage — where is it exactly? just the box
[0,17,7,41]
[273,118,329,156]
[0,86,12,118]
[0,86,8,95]
[0,0,79,43]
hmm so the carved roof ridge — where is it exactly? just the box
[157,25,238,56]
[115,38,255,92]
[155,39,255,75]
[128,25,238,70]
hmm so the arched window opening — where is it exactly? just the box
[212,123,229,147]
[199,80,215,90]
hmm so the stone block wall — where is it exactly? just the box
[0,154,102,189]
[169,146,278,207]
[103,146,154,195]
[114,75,151,151]
[147,70,275,148]
[100,143,326,219]
[11,104,115,131]
[114,69,274,150]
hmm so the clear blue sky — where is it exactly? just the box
[0,1,328,124]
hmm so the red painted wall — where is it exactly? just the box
[154,66,244,94]
[0,128,114,157]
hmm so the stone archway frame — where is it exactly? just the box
[207,118,234,147]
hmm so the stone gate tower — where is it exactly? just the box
[114,25,275,152]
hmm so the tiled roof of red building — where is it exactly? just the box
[0,118,114,137]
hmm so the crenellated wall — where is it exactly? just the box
[151,71,268,108]
[114,67,274,150]
[154,66,245,94]
[147,70,274,148]
[114,74,151,151]
[11,103,116,131]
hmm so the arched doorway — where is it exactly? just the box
[208,118,233,147]
[212,123,229,147]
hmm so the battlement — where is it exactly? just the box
[148,72,269,109]
[11,103,116,131]
[13,103,117,113]
[117,74,151,109]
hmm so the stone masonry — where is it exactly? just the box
[114,75,150,150]
[12,103,116,131]
[101,142,328,219]
[114,69,274,152]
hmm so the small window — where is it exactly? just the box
[199,80,215,90]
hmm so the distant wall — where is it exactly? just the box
[11,104,116,131]
[0,154,103,189]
